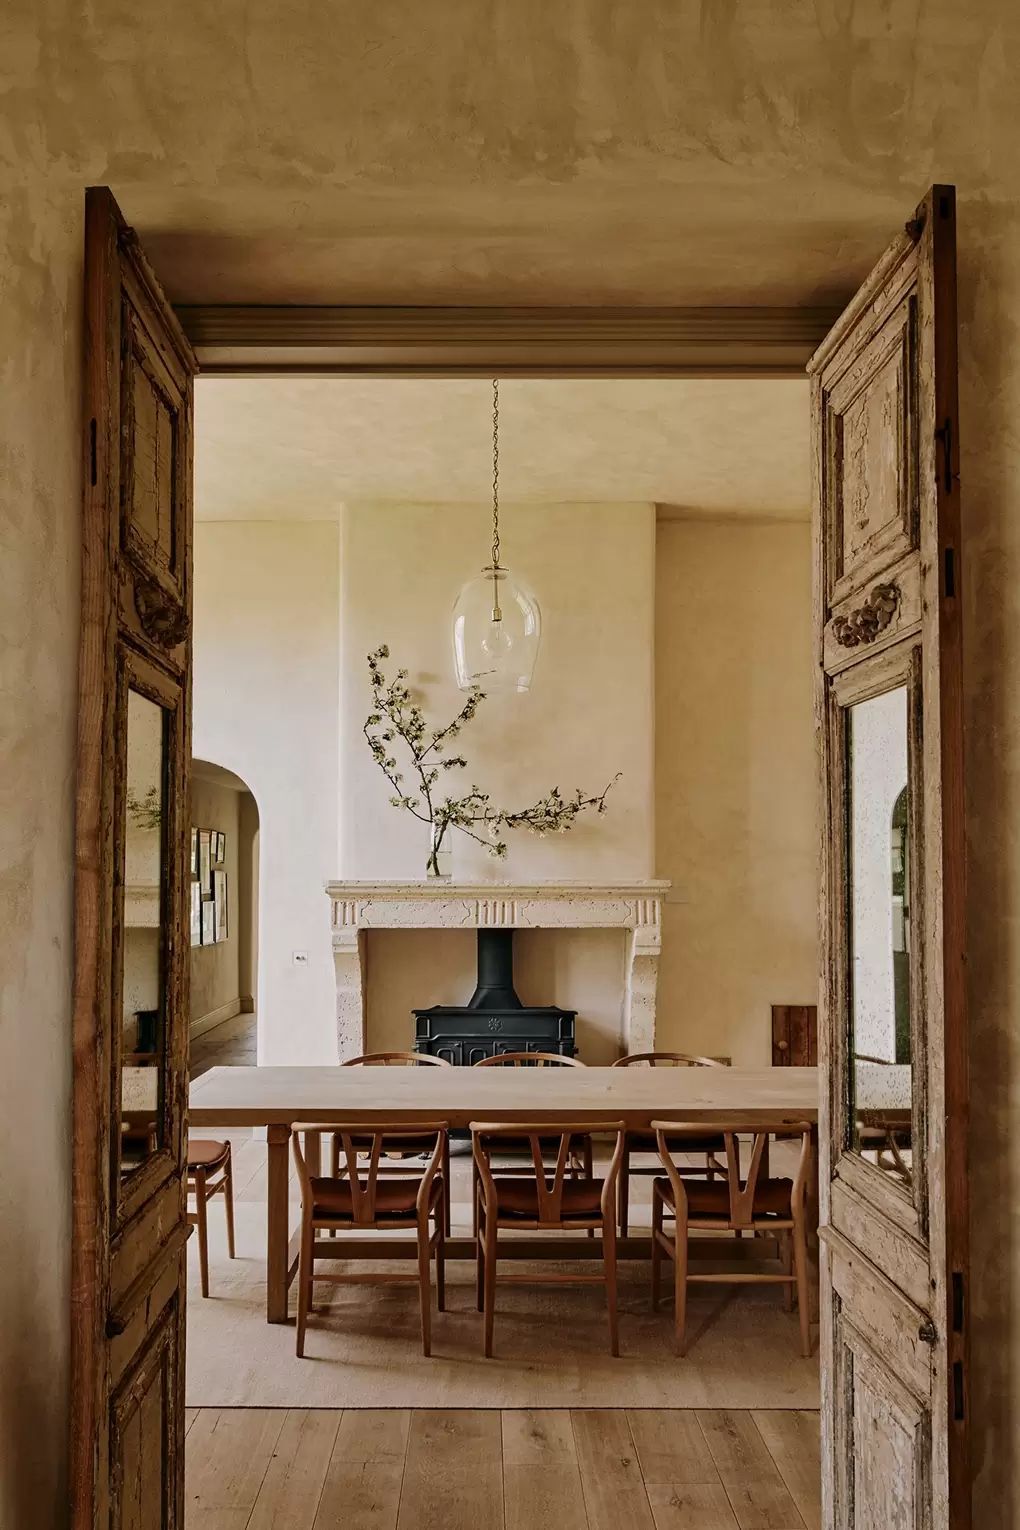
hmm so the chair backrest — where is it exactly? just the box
[291,1121,447,1224]
[471,1120,625,1223]
[651,1117,813,1228]
[342,1051,451,1066]
[474,1051,584,1067]
[613,1051,729,1068]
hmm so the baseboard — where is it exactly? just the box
[190,998,242,1039]
[240,994,255,1013]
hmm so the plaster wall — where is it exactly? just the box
[192,522,340,1065]
[339,500,655,881]
[3,3,1020,1521]
[655,518,818,1064]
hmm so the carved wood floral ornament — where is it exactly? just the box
[362,645,619,875]
[831,582,900,649]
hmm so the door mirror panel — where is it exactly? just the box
[119,687,168,1178]
[847,684,913,1188]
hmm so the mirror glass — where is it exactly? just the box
[119,688,167,1178]
[848,685,914,1190]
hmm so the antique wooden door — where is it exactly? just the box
[71,187,196,1529]
[810,186,969,1528]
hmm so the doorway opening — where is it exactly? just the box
[185,373,822,1492]
[189,759,259,1078]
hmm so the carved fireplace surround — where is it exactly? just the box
[326,879,670,1060]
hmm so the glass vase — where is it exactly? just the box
[427,820,452,879]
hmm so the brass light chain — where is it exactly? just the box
[490,377,502,621]
[491,377,501,571]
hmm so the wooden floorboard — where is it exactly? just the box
[246,1410,339,1530]
[396,1410,503,1530]
[314,1410,409,1530]
[185,1408,820,1530]
[696,1412,806,1530]
[502,1410,588,1530]
[570,1410,655,1530]
[750,1411,822,1530]
[185,1407,288,1529]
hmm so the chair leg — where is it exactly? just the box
[651,1188,663,1311]
[782,1229,794,1312]
[222,1146,235,1259]
[436,1232,446,1316]
[327,1134,340,1238]
[673,1218,689,1357]
[792,1215,812,1357]
[194,1171,210,1298]
[295,1215,313,1357]
[483,1221,498,1358]
[618,1144,631,1237]
[417,1224,433,1358]
[603,1216,620,1357]
[442,1136,452,1237]
[584,1138,595,1238]
[475,1202,485,1314]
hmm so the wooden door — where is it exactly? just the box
[810,186,968,1528]
[71,187,197,1529]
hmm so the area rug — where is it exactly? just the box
[185,1138,819,1410]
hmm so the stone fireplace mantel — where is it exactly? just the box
[326,879,670,1060]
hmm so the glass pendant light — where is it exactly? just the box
[452,379,541,692]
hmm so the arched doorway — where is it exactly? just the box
[190,758,260,1076]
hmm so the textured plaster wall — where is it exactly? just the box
[339,500,655,882]
[0,180,80,1526]
[192,523,340,1065]
[3,1,1020,1520]
[655,519,818,1064]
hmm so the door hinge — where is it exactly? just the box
[935,417,954,493]
[944,547,956,600]
[952,1270,965,1333]
[918,1317,938,1346]
[953,1361,966,1421]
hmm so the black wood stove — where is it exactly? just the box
[413,928,576,1065]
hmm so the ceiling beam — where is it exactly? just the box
[175,305,841,377]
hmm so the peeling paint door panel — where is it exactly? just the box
[810,186,968,1530]
[71,187,196,1530]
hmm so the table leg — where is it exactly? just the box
[807,1126,820,1322]
[266,1124,292,1323]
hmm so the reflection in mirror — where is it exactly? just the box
[120,689,166,1177]
[849,685,913,1190]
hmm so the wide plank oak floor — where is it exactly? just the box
[186,1407,820,1530]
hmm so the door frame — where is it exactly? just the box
[176,303,839,377]
[73,224,964,1523]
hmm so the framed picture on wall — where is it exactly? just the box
[190,882,201,946]
[199,829,212,894]
[214,869,228,941]
[217,832,227,864]
[200,895,216,946]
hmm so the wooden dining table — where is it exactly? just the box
[189,1063,820,1323]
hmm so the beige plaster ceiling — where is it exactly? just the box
[195,377,809,521]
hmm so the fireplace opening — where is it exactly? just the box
[413,929,576,1064]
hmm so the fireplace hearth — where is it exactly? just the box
[413,929,576,1064]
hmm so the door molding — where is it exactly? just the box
[175,303,842,376]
